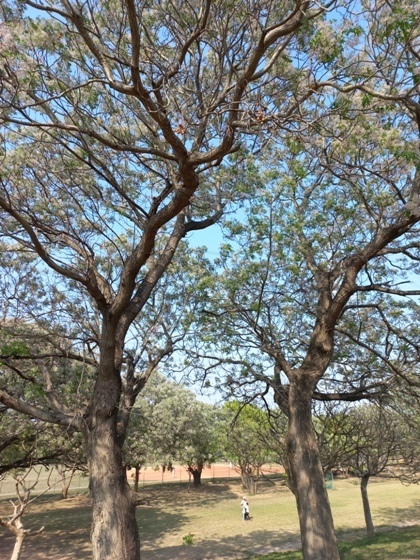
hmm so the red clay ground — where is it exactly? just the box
[127,463,284,487]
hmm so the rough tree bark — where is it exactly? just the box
[86,417,139,560]
[285,376,340,560]
[85,324,141,560]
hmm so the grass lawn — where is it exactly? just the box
[136,477,420,559]
[0,476,419,559]
[249,526,420,559]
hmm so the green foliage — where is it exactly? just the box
[0,341,30,358]
[220,402,284,492]
[182,533,195,546]
[0,411,86,475]
[189,101,420,405]
[344,405,407,478]
[127,372,220,478]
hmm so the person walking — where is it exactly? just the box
[240,496,250,521]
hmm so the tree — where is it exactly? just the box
[221,401,281,494]
[123,409,148,493]
[121,245,213,491]
[187,5,420,554]
[133,372,219,487]
[0,410,63,475]
[0,469,45,560]
[342,405,405,536]
[176,402,219,487]
[313,402,419,535]
[397,403,420,484]
[192,167,420,557]
[0,1,331,557]
[312,402,355,477]
[0,412,86,499]
[0,341,87,478]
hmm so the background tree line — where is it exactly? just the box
[2,371,419,496]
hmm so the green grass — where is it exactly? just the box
[1,476,420,559]
[0,467,89,498]
[248,526,420,559]
[135,477,420,559]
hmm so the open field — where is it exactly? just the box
[0,477,419,560]
[248,526,420,559]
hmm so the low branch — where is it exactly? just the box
[0,391,83,430]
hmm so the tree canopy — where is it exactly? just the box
[1,1,420,559]
[128,372,219,486]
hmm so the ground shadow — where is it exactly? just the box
[137,506,192,543]
[0,494,92,560]
[339,526,420,560]
[136,482,239,543]
[137,482,238,508]
[140,528,302,560]
[376,500,420,527]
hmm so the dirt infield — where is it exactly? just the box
[127,462,284,487]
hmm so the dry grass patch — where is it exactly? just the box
[0,493,92,560]
[249,526,420,559]
[0,477,419,560]
[135,477,420,559]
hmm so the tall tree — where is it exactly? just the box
[0,1,331,558]
[188,5,420,552]
[221,401,282,494]
[176,402,219,487]
[344,405,404,536]
[133,372,219,487]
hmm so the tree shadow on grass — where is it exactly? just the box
[338,526,420,560]
[375,500,420,527]
[140,528,302,560]
[137,482,238,509]
[135,482,301,559]
[140,525,420,560]
[0,496,92,560]
[137,506,193,543]
[136,483,241,544]
[1,484,242,560]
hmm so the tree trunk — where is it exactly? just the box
[86,332,140,560]
[286,378,340,560]
[240,469,248,490]
[189,468,202,486]
[361,474,375,536]
[10,531,24,560]
[61,483,69,500]
[87,414,140,560]
[240,467,255,493]
[134,466,140,493]
[59,466,77,499]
